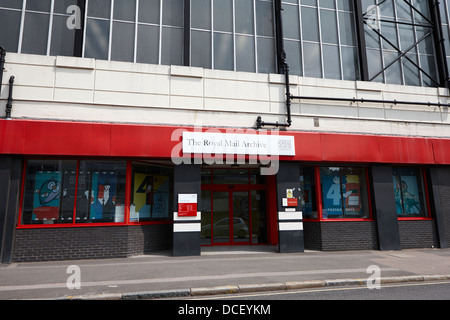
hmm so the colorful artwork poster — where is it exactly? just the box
[393,174,422,215]
[133,173,169,219]
[321,172,343,217]
[90,172,117,221]
[343,174,361,215]
[321,171,361,217]
[33,171,62,221]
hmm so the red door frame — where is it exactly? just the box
[201,168,269,246]
[209,189,250,245]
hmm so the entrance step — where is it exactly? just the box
[201,245,278,255]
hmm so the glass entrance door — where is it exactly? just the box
[212,191,231,244]
[210,191,251,245]
[201,189,267,245]
[200,168,267,246]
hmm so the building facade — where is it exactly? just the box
[1,0,450,262]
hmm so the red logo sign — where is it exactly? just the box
[286,198,298,207]
[178,203,198,217]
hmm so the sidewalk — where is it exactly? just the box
[1,246,450,300]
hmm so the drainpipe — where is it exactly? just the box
[0,46,5,94]
[256,0,292,130]
[5,76,14,119]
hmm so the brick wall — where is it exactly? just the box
[436,167,450,248]
[398,220,439,249]
[304,221,378,251]
[11,224,173,262]
[303,221,322,251]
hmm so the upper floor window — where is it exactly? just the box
[84,0,185,65]
[0,0,80,56]
[439,0,450,73]
[362,0,439,87]
[0,0,447,86]
[281,0,360,81]
[190,0,276,73]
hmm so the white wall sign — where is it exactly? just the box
[182,131,295,156]
[178,194,197,204]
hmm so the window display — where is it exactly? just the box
[21,160,77,224]
[320,166,370,219]
[76,161,126,223]
[392,167,427,218]
[20,159,173,227]
[129,163,173,222]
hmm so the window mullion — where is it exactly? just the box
[46,0,55,56]
[108,0,114,61]
[253,0,258,72]
[82,0,88,58]
[335,0,344,80]
[354,0,369,81]
[316,3,324,78]
[17,0,26,54]
[158,0,163,65]
[134,0,139,63]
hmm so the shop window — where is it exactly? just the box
[320,166,370,219]
[21,160,78,225]
[392,167,427,218]
[76,161,127,223]
[20,159,175,227]
[299,166,317,219]
[129,162,173,222]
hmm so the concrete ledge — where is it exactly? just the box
[285,280,326,289]
[380,275,425,284]
[64,293,122,300]
[422,275,448,281]
[238,283,287,293]
[191,285,239,296]
[59,274,450,300]
[122,289,191,300]
[324,279,366,286]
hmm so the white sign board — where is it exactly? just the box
[182,131,295,156]
[178,194,197,204]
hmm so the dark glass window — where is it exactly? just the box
[281,0,360,80]
[439,0,450,75]
[362,0,438,86]
[0,0,445,83]
[392,167,428,218]
[299,166,317,219]
[190,0,276,73]
[0,8,21,52]
[1,1,77,56]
